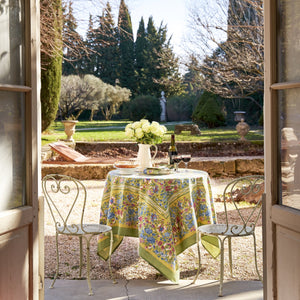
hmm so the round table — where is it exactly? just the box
[97,169,218,282]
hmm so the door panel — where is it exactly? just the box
[0,226,29,300]
[276,226,300,299]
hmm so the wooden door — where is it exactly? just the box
[0,0,41,299]
[264,0,300,299]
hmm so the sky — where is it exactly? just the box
[73,0,190,56]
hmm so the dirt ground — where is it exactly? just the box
[44,178,263,283]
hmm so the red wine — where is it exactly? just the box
[173,156,182,163]
[182,155,191,163]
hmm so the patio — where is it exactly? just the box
[43,178,263,299]
[44,278,263,299]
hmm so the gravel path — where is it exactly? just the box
[44,178,263,282]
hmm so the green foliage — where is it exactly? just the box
[118,0,136,91]
[166,95,198,121]
[77,2,183,99]
[41,53,63,132]
[127,95,161,121]
[96,2,119,84]
[59,75,131,121]
[133,16,183,97]
[41,0,63,132]
[192,91,226,128]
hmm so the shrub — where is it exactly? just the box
[166,95,198,121]
[127,95,161,121]
[192,91,225,128]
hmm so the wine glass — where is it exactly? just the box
[181,154,191,171]
[172,155,182,172]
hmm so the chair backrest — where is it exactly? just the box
[221,175,264,235]
[42,174,88,234]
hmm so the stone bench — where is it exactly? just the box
[174,124,201,135]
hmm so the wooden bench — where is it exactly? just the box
[174,124,201,135]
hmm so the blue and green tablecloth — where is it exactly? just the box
[98,169,220,282]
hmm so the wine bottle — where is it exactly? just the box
[168,134,178,165]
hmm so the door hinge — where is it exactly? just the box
[39,275,44,290]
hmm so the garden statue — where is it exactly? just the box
[160,91,167,122]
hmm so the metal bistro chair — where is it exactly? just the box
[42,174,115,296]
[193,175,264,297]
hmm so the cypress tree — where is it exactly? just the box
[83,15,97,75]
[41,0,63,131]
[135,17,147,95]
[96,2,119,85]
[138,17,183,97]
[117,0,135,91]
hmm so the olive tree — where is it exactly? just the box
[59,74,131,120]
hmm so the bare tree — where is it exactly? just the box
[184,0,264,108]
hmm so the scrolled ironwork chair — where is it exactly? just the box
[42,174,115,296]
[193,175,264,297]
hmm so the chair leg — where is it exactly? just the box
[228,237,233,277]
[85,236,94,296]
[192,231,201,284]
[50,233,60,289]
[79,236,83,277]
[108,230,117,284]
[252,233,262,282]
[219,238,225,297]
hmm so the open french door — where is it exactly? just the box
[0,0,42,299]
[264,0,300,299]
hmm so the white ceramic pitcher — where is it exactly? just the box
[136,144,158,171]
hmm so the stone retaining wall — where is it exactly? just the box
[42,157,264,180]
[75,141,264,157]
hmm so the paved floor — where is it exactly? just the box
[44,279,263,300]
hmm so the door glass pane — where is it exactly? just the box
[0,91,26,211]
[279,88,300,210]
[0,0,25,85]
[278,0,300,82]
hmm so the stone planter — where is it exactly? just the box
[62,120,78,142]
[236,119,250,141]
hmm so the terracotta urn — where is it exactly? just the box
[236,119,250,141]
[62,120,78,142]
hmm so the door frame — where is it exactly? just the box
[264,0,300,298]
[0,0,41,298]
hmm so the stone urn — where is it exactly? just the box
[62,120,78,142]
[236,119,250,141]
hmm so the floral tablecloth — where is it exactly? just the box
[97,169,219,282]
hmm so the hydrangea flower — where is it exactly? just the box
[125,119,167,144]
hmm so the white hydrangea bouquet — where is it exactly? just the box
[125,119,167,144]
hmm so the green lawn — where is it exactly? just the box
[42,120,264,145]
